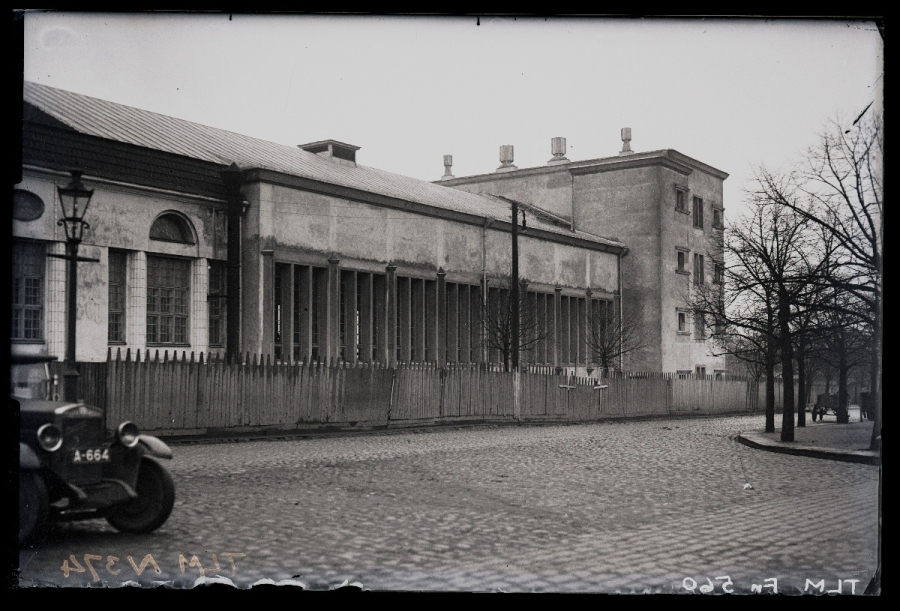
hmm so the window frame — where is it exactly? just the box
[11,241,45,342]
[676,248,690,275]
[713,261,724,284]
[208,260,227,348]
[146,254,191,347]
[149,212,196,245]
[714,315,726,336]
[694,311,707,340]
[693,253,705,285]
[693,196,704,229]
[676,309,690,335]
[675,188,688,213]
[108,249,127,344]
[712,206,724,229]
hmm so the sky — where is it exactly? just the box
[21,13,883,223]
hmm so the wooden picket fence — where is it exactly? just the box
[50,349,761,437]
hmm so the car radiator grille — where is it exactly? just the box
[59,416,104,485]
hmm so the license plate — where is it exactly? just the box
[70,447,111,464]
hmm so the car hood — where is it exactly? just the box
[14,397,102,431]
[14,397,84,415]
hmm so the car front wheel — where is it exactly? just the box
[106,457,175,533]
[20,471,48,548]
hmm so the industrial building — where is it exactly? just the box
[17,82,644,372]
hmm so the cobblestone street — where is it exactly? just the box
[17,414,879,593]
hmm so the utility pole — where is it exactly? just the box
[511,199,523,371]
[492,195,527,372]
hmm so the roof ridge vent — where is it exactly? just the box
[299,139,360,167]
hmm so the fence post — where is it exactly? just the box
[387,367,396,424]
[514,367,521,421]
[666,376,672,416]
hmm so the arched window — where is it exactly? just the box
[149,213,195,244]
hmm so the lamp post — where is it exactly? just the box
[56,170,94,402]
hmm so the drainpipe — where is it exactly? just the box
[221,162,247,364]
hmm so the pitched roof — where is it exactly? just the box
[23,82,624,250]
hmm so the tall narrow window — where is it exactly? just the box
[372,274,386,362]
[677,311,687,333]
[694,312,706,339]
[356,274,364,361]
[713,262,724,284]
[410,279,422,362]
[713,208,722,228]
[339,274,348,361]
[146,255,190,345]
[11,241,44,341]
[292,266,304,361]
[208,261,226,347]
[311,267,323,362]
[693,253,705,285]
[676,250,688,273]
[108,250,127,343]
[676,189,686,212]
[714,315,725,335]
[693,196,704,228]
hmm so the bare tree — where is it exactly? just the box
[722,334,768,384]
[811,290,874,423]
[482,278,549,372]
[757,112,883,448]
[693,196,830,439]
[580,304,648,372]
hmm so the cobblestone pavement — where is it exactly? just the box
[17,414,879,593]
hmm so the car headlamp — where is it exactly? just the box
[36,423,63,452]
[116,421,140,448]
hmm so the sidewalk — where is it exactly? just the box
[738,409,880,465]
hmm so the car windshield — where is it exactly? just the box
[10,362,53,400]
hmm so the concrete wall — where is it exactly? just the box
[238,180,621,355]
[447,171,575,223]
[442,155,730,374]
[658,166,727,373]
[13,170,225,362]
[572,165,663,371]
[255,182,618,286]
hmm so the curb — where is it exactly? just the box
[736,431,881,465]
[155,411,764,445]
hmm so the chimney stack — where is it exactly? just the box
[496,145,517,172]
[441,154,455,181]
[619,128,634,156]
[548,137,570,165]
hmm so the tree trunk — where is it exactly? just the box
[779,292,795,442]
[765,351,776,434]
[796,340,807,427]
[805,370,816,418]
[836,358,850,424]
[870,297,882,449]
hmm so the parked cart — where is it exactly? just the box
[811,392,847,421]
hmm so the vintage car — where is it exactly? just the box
[14,353,175,547]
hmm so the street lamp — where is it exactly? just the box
[56,170,94,402]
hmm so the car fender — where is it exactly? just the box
[137,434,173,460]
[20,443,42,470]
